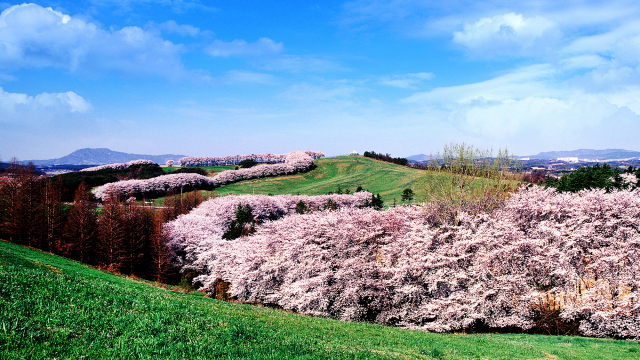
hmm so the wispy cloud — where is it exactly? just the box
[86,0,216,13]
[260,55,348,73]
[204,38,283,57]
[378,72,433,89]
[154,20,207,37]
[223,70,278,85]
[453,13,561,58]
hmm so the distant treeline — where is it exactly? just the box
[46,164,208,202]
[0,162,209,284]
[362,151,408,166]
[543,163,639,192]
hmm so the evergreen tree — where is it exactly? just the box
[371,194,384,210]
[295,200,308,214]
[401,188,414,203]
[222,203,255,240]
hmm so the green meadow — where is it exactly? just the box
[163,165,238,173]
[1,240,638,359]
[216,156,426,204]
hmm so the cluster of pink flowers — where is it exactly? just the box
[93,151,318,200]
[93,173,214,200]
[620,173,638,187]
[209,150,316,186]
[167,186,640,339]
[166,192,374,268]
[80,159,156,172]
[179,150,324,167]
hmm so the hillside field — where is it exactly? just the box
[163,165,237,173]
[1,240,639,359]
[215,156,425,204]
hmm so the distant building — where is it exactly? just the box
[350,151,359,156]
[557,157,579,163]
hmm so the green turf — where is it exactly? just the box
[216,156,426,205]
[1,240,638,359]
[163,165,237,173]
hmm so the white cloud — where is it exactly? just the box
[453,13,561,57]
[403,64,561,105]
[398,60,640,154]
[378,72,434,89]
[204,37,283,57]
[0,87,91,116]
[0,4,190,79]
[156,20,202,37]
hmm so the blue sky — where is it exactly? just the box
[2,0,640,160]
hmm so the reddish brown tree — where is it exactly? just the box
[148,220,177,283]
[41,178,66,253]
[0,160,43,246]
[64,182,98,264]
[97,192,125,272]
[160,190,208,222]
[119,202,156,278]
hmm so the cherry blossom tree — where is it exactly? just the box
[93,151,319,200]
[166,186,640,339]
[81,159,155,172]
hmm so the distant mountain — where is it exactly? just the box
[26,148,188,166]
[527,149,640,160]
[406,154,431,161]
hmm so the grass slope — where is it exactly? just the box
[163,165,237,173]
[216,156,425,204]
[1,241,638,359]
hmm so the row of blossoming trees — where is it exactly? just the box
[165,186,640,339]
[93,151,323,200]
[178,151,325,167]
[80,159,156,172]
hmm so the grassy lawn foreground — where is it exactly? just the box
[1,241,638,359]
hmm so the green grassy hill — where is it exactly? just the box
[216,156,426,204]
[163,165,237,173]
[2,240,638,359]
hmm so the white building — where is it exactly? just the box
[557,157,579,163]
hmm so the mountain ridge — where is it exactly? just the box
[407,149,640,161]
[526,149,640,160]
[24,148,188,165]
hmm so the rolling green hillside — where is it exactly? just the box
[216,156,425,204]
[163,165,237,173]
[1,240,638,359]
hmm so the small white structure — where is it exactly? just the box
[557,157,579,163]
[350,151,359,156]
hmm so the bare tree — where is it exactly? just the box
[98,192,125,271]
[64,182,98,263]
[421,142,521,225]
